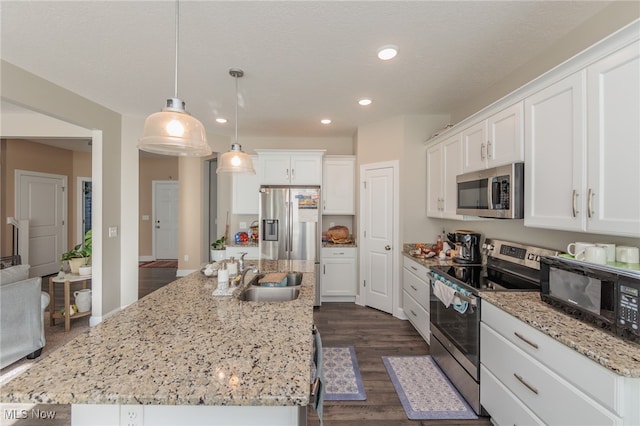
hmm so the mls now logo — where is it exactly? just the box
[3,408,57,420]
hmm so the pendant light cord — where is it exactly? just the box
[234,73,239,144]
[174,0,179,99]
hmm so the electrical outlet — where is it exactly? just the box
[120,405,143,426]
[184,254,189,262]
[239,221,247,229]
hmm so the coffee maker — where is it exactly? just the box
[447,230,481,264]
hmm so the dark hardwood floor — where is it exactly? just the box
[309,303,492,426]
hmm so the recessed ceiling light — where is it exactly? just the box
[358,98,372,106]
[321,119,332,125]
[216,118,227,124]
[377,45,398,61]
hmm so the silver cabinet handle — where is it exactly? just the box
[410,309,418,317]
[410,266,418,271]
[514,332,539,349]
[291,168,295,179]
[514,373,538,395]
[588,188,594,219]
[572,190,578,217]
[480,143,485,160]
[286,168,289,179]
[487,140,492,159]
[410,285,418,291]
[385,245,391,251]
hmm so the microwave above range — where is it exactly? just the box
[456,162,524,219]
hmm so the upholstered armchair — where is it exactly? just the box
[0,264,50,369]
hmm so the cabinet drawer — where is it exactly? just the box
[480,365,543,426]
[482,302,619,413]
[322,247,356,258]
[481,323,620,425]
[402,267,430,308]
[403,256,429,280]
[403,291,430,343]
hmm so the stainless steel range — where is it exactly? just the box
[428,238,559,415]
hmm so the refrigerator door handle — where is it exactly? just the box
[289,201,294,253]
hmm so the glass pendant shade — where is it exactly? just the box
[216,143,255,174]
[139,98,211,157]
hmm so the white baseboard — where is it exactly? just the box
[139,256,154,262]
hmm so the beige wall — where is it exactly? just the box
[1,139,76,255]
[451,2,640,123]
[138,157,179,257]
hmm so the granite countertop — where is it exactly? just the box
[402,244,458,268]
[481,291,640,378]
[1,259,316,406]
[322,241,357,248]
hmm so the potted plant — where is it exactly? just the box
[210,236,226,262]
[61,230,92,274]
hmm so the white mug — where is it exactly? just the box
[567,242,595,258]
[577,246,607,265]
[595,243,616,263]
[616,246,640,264]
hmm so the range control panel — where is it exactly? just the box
[484,238,560,270]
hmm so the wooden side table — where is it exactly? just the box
[49,274,92,332]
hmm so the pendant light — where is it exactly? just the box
[138,0,211,157]
[216,68,256,174]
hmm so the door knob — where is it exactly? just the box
[385,245,391,251]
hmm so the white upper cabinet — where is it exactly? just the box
[525,72,587,232]
[586,40,640,236]
[463,102,524,173]
[323,156,355,215]
[427,133,464,219]
[257,150,324,185]
[526,40,640,237]
[231,156,259,214]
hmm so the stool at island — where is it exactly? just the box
[49,273,92,332]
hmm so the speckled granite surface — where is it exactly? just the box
[322,241,357,248]
[0,259,315,406]
[402,245,458,268]
[481,292,640,378]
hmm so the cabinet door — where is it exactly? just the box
[426,143,443,218]
[259,155,291,185]
[462,121,488,172]
[587,40,640,237]
[232,156,259,214]
[321,257,356,297]
[487,102,524,167]
[525,71,586,232]
[441,134,464,219]
[323,157,355,214]
[290,154,322,185]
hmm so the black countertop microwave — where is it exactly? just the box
[540,256,640,343]
[456,162,524,219]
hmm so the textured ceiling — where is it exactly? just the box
[1,1,613,140]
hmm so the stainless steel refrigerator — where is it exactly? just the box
[259,185,321,306]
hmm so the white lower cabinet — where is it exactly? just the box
[480,301,637,425]
[321,247,357,302]
[402,257,430,343]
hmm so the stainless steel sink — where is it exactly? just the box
[249,272,303,287]
[237,286,301,302]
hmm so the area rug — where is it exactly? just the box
[323,346,366,401]
[139,260,178,268]
[382,355,477,420]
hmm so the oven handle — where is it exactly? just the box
[429,275,478,307]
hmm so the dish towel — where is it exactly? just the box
[432,280,456,307]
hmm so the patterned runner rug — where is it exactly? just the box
[139,260,178,268]
[382,355,477,420]
[323,346,366,400]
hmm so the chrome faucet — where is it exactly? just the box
[233,266,258,287]
[238,252,248,273]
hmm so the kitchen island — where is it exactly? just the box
[0,260,316,426]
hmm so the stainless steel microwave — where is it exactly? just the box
[456,162,524,219]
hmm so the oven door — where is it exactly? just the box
[429,276,480,380]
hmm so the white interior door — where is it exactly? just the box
[360,163,396,314]
[153,181,179,260]
[16,170,67,277]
